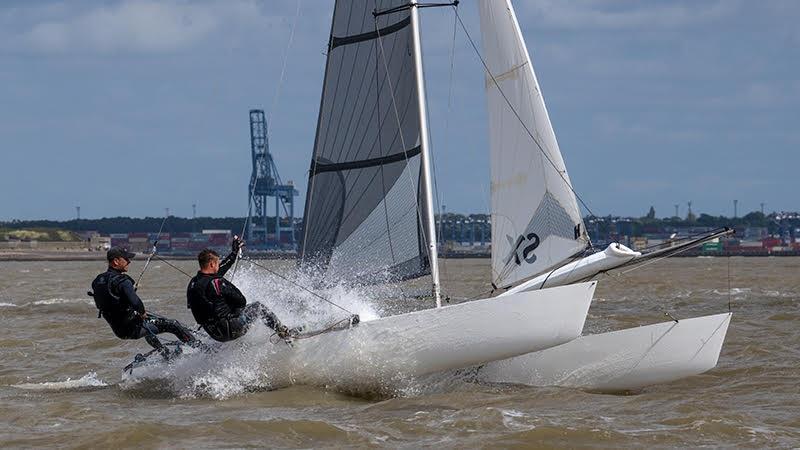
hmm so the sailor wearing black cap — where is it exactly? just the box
[90,247,197,357]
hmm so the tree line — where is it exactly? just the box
[1,209,796,237]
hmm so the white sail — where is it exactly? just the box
[478,0,588,288]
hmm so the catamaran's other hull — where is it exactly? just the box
[288,282,597,389]
[477,312,731,392]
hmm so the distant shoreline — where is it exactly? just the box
[1,250,798,262]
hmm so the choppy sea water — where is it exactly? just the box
[0,257,798,448]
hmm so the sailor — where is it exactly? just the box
[90,247,198,357]
[186,237,291,342]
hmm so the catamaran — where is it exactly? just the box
[287,0,596,387]
[121,1,597,388]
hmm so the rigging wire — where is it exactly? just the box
[148,253,353,317]
[277,316,355,342]
[268,0,302,124]
[152,254,193,279]
[453,13,599,220]
[428,3,461,286]
[242,256,355,316]
[140,255,358,338]
[373,24,400,279]
[235,0,301,277]
[134,215,169,290]
[231,181,256,281]
[727,255,732,311]
[375,16,437,287]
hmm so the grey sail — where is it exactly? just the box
[300,0,429,284]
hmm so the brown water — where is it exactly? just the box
[1,257,798,448]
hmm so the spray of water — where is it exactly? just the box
[119,261,424,399]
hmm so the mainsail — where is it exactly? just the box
[478,0,589,288]
[300,0,431,284]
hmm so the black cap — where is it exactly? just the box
[107,247,136,261]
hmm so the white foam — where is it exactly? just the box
[121,323,295,399]
[11,372,108,391]
[0,302,17,307]
[233,263,381,329]
[713,288,751,296]
[32,298,94,306]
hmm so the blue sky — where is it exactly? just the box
[1,0,797,220]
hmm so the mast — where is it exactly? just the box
[409,0,442,307]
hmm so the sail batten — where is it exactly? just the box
[330,16,411,50]
[301,0,430,285]
[479,0,588,288]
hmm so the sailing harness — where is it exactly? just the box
[88,270,136,320]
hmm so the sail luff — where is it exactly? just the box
[300,4,340,264]
[409,0,441,306]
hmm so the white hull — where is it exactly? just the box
[288,282,597,389]
[477,312,732,391]
[502,243,640,295]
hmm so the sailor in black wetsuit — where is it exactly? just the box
[187,237,290,342]
[91,247,197,357]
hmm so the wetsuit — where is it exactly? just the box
[91,268,196,351]
[186,251,285,342]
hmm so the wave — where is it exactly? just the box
[0,302,18,307]
[31,298,95,306]
[11,372,109,391]
[712,288,751,297]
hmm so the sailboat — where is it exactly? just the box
[470,0,732,391]
[288,0,596,387]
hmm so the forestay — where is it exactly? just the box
[300,0,430,284]
[478,0,588,288]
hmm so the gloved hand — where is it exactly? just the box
[231,235,245,254]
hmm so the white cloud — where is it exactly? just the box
[6,0,291,54]
[516,0,739,30]
[703,81,800,109]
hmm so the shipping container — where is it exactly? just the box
[127,242,151,252]
[739,241,763,248]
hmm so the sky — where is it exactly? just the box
[1,0,798,221]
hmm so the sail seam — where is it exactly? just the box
[330,17,411,50]
[486,60,528,88]
[310,146,421,176]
